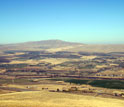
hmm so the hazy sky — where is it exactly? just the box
[0,0,124,44]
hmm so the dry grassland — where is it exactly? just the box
[47,45,84,52]
[9,60,38,64]
[81,56,97,60]
[96,65,108,69]
[41,58,69,64]
[9,58,69,65]
[47,46,75,52]
[0,90,124,107]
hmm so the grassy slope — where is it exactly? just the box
[0,91,124,107]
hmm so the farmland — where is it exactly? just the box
[0,40,124,107]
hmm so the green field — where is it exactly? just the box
[50,78,124,89]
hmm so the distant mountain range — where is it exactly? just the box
[0,40,124,53]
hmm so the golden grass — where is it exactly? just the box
[41,58,69,64]
[14,52,25,55]
[0,91,124,107]
[52,66,73,70]
[47,45,84,52]
[0,69,6,73]
[81,56,97,60]
[0,89,14,94]
[98,70,124,75]
[6,84,27,89]
[47,46,74,52]
[109,64,119,66]
[9,60,37,64]
[9,58,69,65]
[96,65,108,69]
[9,59,46,65]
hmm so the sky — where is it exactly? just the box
[0,0,124,44]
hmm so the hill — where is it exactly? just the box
[0,40,83,52]
[0,91,124,107]
[0,40,124,53]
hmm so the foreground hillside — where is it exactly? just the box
[0,91,124,107]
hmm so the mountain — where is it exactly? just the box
[0,40,124,53]
[0,40,83,52]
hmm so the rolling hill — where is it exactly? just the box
[0,91,124,107]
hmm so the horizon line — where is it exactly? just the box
[0,39,124,45]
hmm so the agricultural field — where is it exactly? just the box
[0,49,124,78]
[0,40,124,107]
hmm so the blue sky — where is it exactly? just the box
[0,0,124,44]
